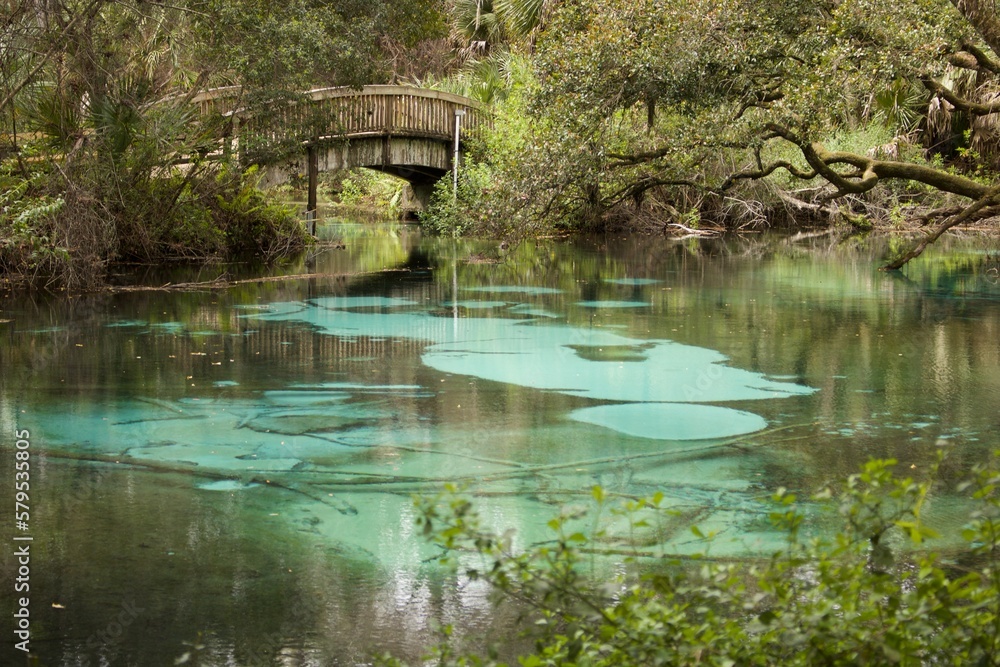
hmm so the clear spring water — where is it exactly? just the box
[1,223,999,664]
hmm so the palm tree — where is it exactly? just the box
[494,0,549,42]
[452,0,505,48]
[451,0,554,50]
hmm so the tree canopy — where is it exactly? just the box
[0,0,451,287]
[4,0,1000,283]
[444,0,1000,266]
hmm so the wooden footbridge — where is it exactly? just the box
[191,85,489,215]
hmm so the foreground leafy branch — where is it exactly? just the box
[402,454,1000,666]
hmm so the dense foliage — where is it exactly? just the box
[399,453,1000,666]
[0,0,451,288]
[431,0,1000,266]
[4,0,1000,277]
[189,0,449,90]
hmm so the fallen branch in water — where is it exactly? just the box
[665,222,721,237]
[303,432,530,470]
[299,423,816,487]
[883,183,1000,270]
[38,423,814,516]
[40,449,360,514]
[105,268,411,293]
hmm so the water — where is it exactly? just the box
[2,224,1000,665]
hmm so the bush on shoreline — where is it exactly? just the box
[0,153,308,291]
[394,453,1000,666]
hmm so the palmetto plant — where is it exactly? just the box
[453,0,505,45]
[448,0,553,105]
[495,0,550,40]
[452,0,554,47]
[970,84,1000,169]
[465,52,516,104]
[871,78,927,135]
[923,67,1000,170]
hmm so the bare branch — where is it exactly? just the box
[716,157,816,193]
[766,122,993,202]
[607,175,701,205]
[959,42,1000,74]
[141,0,210,17]
[771,127,880,198]
[733,89,784,121]
[883,183,1000,270]
[921,77,1000,116]
[606,147,671,166]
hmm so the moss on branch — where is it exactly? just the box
[921,77,1000,116]
[766,122,994,201]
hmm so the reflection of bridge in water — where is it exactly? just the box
[192,86,490,215]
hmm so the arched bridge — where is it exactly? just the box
[192,85,489,212]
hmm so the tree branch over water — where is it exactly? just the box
[764,124,991,200]
[883,183,1000,270]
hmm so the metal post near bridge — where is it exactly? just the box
[306,144,318,236]
[453,109,466,199]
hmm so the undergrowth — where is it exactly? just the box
[386,451,1000,666]
[0,152,308,291]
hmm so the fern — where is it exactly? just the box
[12,197,64,226]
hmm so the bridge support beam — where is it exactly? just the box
[260,136,453,219]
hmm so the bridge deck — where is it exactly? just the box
[192,85,489,146]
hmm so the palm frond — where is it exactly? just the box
[494,0,547,39]
[452,0,505,43]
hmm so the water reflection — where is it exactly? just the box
[1,226,999,665]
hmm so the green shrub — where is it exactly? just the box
[419,55,561,240]
[210,165,307,258]
[420,160,495,237]
[0,160,71,287]
[0,149,309,289]
[401,453,1000,666]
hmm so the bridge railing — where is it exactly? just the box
[190,85,490,162]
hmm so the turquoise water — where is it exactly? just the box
[1,225,999,664]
